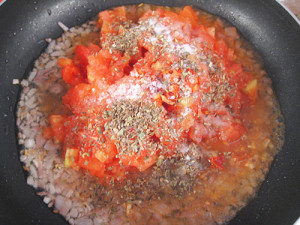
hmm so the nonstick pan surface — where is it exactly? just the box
[0,0,299,224]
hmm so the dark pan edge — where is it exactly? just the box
[0,0,299,224]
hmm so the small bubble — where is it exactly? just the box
[13,32,16,36]
[5,59,9,63]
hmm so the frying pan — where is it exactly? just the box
[0,0,299,224]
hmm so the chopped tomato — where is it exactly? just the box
[98,6,127,34]
[47,6,260,183]
[87,43,101,53]
[209,155,226,169]
[73,45,92,77]
[78,133,117,163]
[78,156,105,178]
[120,149,158,172]
[58,58,85,86]
[62,83,93,114]
[49,115,67,144]
[180,114,195,131]
[57,58,72,67]
[192,25,215,47]
[105,159,128,181]
[179,6,199,28]
[219,122,245,144]
[42,127,53,139]
[214,40,228,57]
[225,88,242,113]
[87,49,129,84]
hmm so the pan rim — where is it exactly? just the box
[0,0,299,225]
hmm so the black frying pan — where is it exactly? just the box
[0,0,299,224]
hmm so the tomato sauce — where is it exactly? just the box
[43,4,284,224]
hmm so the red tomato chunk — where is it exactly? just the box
[46,6,259,182]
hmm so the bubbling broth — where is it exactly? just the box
[17,4,284,225]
